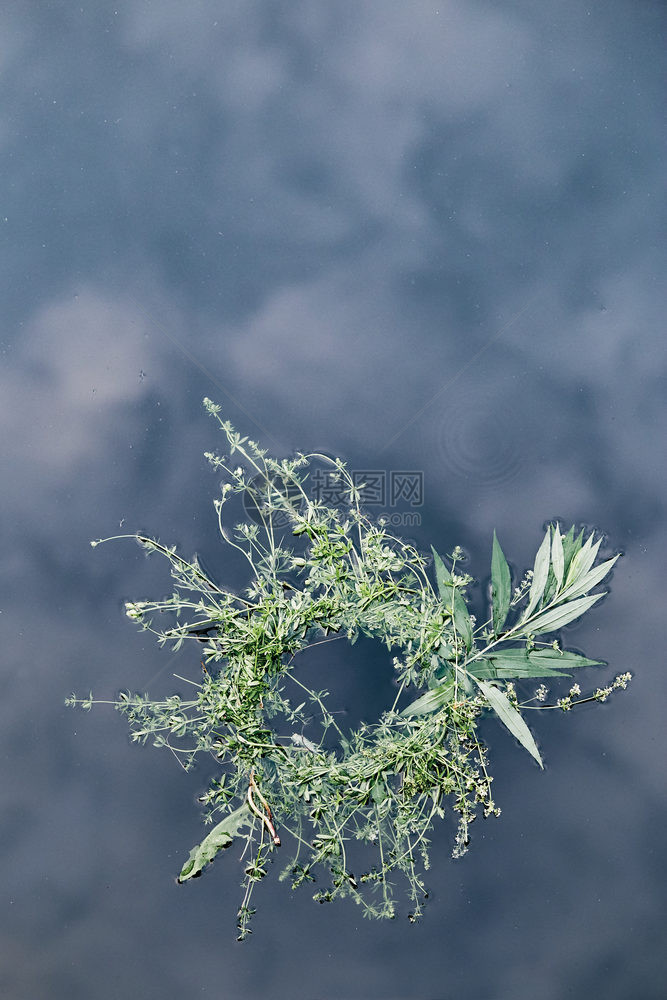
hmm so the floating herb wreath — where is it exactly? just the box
[68,399,631,939]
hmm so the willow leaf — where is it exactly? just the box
[474,678,543,768]
[491,531,511,634]
[557,554,619,603]
[470,646,603,678]
[527,592,604,635]
[451,587,473,650]
[178,804,253,882]
[469,655,570,679]
[437,640,454,661]
[562,526,584,578]
[401,678,455,717]
[431,546,452,600]
[524,648,604,669]
[551,524,564,589]
[431,547,471,646]
[523,528,551,620]
[565,532,601,589]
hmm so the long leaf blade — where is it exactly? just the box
[525,648,604,669]
[551,523,564,590]
[527,592,604,634]
[562,526,584,578]
[557,554,619,603]
[178,804,252,882]
[474,678,543,768]
[491,531,511,634]
[401,678,455,717]
[470,656,570,679]
[452,586,473,650]
[470,646,604,678]
[565,532,601,589]
[431,546,452,601]
[523,528,551,620]
[431,547,471,647]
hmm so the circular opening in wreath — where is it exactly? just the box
[285,634,398,749]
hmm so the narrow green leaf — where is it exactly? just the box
[526,648,604,669]
[558,554,619,603]
[451,586,473,650]
[565,532,601,589]
[173,618,222,636]
[561,524,575,546]
[437,640,454,661]
[470,646,604,679]
[551,524,564,589]
[474,678,543,768]
[562,526,584,578]
[431,545,452,600]
[527,592,604,634]
[178,804,253,882]
[401,678,455,717]
[523,528,551,620]
[469,655,570,679]
[480,649,533,672]
[431,547,471,647]
[371,780,388,804]
[491,531,511,634]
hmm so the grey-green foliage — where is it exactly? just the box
[68,399,631,940]
[178,803,253,881]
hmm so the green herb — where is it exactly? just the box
[67,399,631,939]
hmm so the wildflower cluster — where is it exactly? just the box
[68,399,631,940]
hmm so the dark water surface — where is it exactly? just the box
[2,3,666,998]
